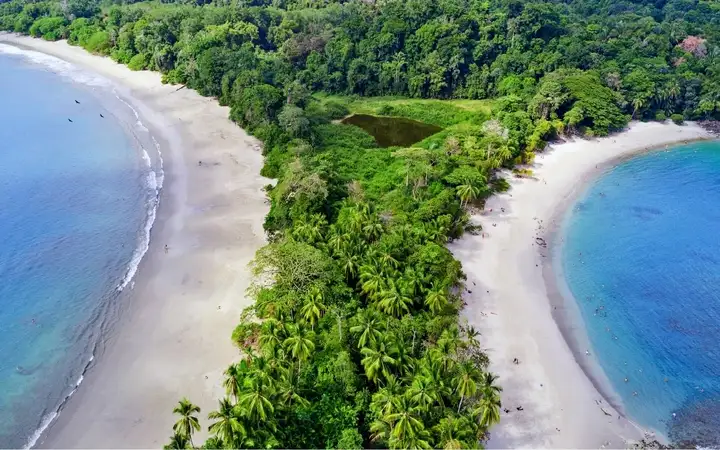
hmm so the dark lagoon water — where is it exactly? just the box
[0,46,162,447]
[559,141,720,446]
[341,114,442,147]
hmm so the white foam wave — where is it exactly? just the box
[22,351,95,449]
[113,94,164,292]
[0,43,110,87]
[6,43,165,449]
[152,136,165,189]
[23,412,57,450]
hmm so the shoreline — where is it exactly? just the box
[541,133,718,444]
[449,121,714,448]
[0,34,269,447]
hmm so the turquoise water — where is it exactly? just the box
[0,49,161,447]
[560,141,720,446]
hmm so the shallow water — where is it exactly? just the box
[559,141,720,446]
[341,114,442,147]
[0,51,160,447]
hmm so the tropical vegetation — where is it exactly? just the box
[1,0,719,447]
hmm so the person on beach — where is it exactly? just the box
[164,244,169,253]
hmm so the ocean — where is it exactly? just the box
[558,141,720,446]
[0,47,162,447]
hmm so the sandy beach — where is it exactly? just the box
[0,34,269,447]
[449,121,714,448]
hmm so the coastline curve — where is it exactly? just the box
[0,33,269,449]
[449,122,714,448]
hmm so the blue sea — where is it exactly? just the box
[0,47,162,447]
[559,141,720,446]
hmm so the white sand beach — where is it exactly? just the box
[449,121,714,448]
[0,34,269,447]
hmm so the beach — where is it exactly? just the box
[0,34,269,447]
[448,121,714,448]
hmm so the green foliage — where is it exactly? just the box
[5,0,720,447]
[29,16,66,40]
[671,113,685,124]
[127,53,148,71]
[83,30,111,54]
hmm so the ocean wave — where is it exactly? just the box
[114,94,164,292]
[0,43,110,87]
[11,55,164,445]
[22,353,95,449]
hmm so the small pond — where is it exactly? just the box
[341,114,442,147]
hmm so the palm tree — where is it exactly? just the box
[632,97,645,118]
[164,433,189,449]
[258,319,285,357]
[172,398,201,447]
[283,324,315,371]
[385,396,431,449]
[401,268,424,297]
[425,284,449,314]
[238,378,275,422]
[392,335,415,377]
[362,221,384,242]
[369,417,393,445]
[361,340,398,383]
[378,278,413,317]
[359,264,384,299]
[370,374,402,416]
[433,415,474,450]
[378,251,400,270]
[277,365,310,408]
[207,398,245,447]
[453,361,481,413]
[300,287,325,330]
[292,222,322,244]
[350,310,384,349]
[223,364,243,402]
[456,183,481,207]
[407,375,438,410]
[339,251,360,281]
[419,357,452,405]
[474,372,503,427]
[327,230,347,256]
[473,389,502,429]
[247,355,276,389]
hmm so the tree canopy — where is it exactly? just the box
[3,0,719,448]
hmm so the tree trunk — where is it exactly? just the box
[457,395,464,413]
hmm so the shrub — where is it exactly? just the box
[323,101,350,120]
[671,113,684,124]
[377,104,394,115]
[127,53,148,71]
[231,321,260,349]
[29,17,67,40]
[83,31,111,54]
[111,49,133,64]
[655,111,667,121]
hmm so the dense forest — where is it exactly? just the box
[1,0,718,448]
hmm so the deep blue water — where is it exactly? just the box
[0,50,160,447]
[560,141,720,446]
